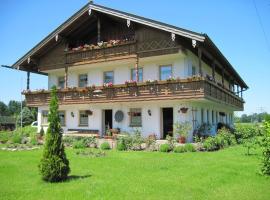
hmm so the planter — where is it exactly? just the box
[179,136,186,144]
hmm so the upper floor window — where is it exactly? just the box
[58,111,65,126]
[58,76,65,89]
[42,110,49,125]
[131,68,143,82]
[129,108,142,127]
[104,71,114,84]
[160,65,172,81]
[79,111,88,126]
[79,74,88,87]
[192,66,196,76]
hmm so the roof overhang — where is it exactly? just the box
[11,2,247,89]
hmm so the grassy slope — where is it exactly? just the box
[0,146,269,200]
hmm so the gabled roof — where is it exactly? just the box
[11,2,247,89]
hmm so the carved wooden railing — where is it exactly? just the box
[65,39,182,64]
[23,79,244,110]
[65,41,137,64]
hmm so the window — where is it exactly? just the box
[79,111,88,126]
[192,66,196,76]
[129,108,142,127]
[58,76,65,89]
[42,111,48,125]
[78,74,88,87]
[58,111,65,126]
[104,71,114,84]
[160,65,172,81]
[216,111,219,123]
[131,68,143,82]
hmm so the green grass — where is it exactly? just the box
[0,146,269,200]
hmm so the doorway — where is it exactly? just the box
[104,109,113,134]
[162,108,173,139]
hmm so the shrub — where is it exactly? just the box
[185,143,196,152]
[39,126,45,136]
[117,142,126,151]
[144,134,157,151]
[159,143,171,152]
[203,137,219,151]
[166,135,176,150]
[116,130,144,151]
[261,122,270,175]
[62,137,74,147]
[73,140,87,149]
[11,133,22,144]
[173,145,186,153]
[39,86,70,182]
[0,131,10,143]
[217,128,236,146]
[100,142,111,150]
[234,123,261,144]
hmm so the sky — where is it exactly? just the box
[0,0,269,115]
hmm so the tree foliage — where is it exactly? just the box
[16,107,35,127]
[261,122,270,175]
[39,86,70,182]
[0,101,10,116]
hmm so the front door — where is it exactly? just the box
[104,109,113,134]
[162,108,173,139]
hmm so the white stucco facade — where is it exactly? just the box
[37,51,236,141]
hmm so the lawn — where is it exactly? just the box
[0,146,269,200]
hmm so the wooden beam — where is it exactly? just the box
[97,17,101,42]
[198,48,202,76]
[222,68,224,86]
[27,72,30,90]
[211,62,216,81]
[135,55,139,82]
[65,66,68,88]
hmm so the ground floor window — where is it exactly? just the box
[41,111,48,125]
[212,110,215,124]
[58,111,65,126]
[129,108,142,127]
[79,111,88,126]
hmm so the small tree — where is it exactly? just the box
[39,86,70,182]
[261,122,270,175]
[16,107,35,127]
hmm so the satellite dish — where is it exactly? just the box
[115,110,124,122]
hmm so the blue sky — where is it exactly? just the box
[0,0,269,115]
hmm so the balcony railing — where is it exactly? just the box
[23,78,244,110]
[65,40,137,64]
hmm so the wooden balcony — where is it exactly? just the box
[65,41,137,64]
[23,78,244,110]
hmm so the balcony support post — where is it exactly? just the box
[135,55,139,82]
[240,87,243,99]
[198,48,202,77]
[222,68,225,87]
[97,17,101,43]
[65,66,68,88]
[27,71,30,90]
[211,61,216,81]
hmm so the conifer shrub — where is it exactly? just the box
[39,86,70,182]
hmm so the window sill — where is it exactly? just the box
[78,125,89,127]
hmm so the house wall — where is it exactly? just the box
[37,99,234,142]
[47,51,230,90]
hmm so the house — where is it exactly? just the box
[10,2,248,141]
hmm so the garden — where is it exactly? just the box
[0,87,270,200]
